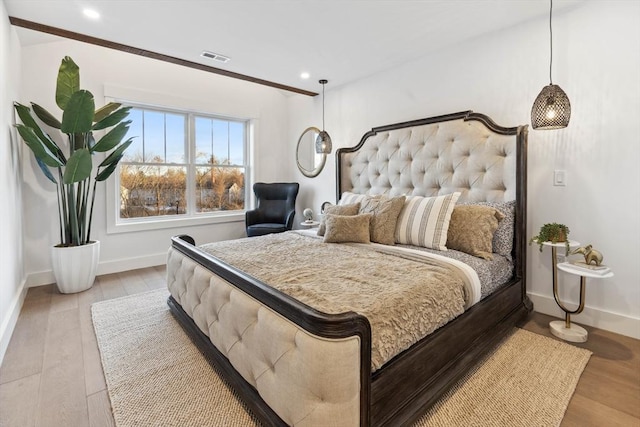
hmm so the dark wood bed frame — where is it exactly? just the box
[168,111,532,426]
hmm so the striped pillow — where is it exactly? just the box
[394,192,461,250]
[338,191,367,206]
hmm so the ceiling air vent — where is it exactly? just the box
[200,51,231,63]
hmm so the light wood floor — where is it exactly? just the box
[0,266,638,426]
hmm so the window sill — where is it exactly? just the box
[107,211,245,234]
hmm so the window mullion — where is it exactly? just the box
[163,114,167,162]
[186,113,196,215]
[141,111,146,162]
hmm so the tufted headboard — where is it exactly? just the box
[336,110,528,280]
[337,111,526,204]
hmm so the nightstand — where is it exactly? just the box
[300,220,320,228]
[538,240,582,342]
[549,262,614,342]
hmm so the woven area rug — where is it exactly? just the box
[92,289,592,427]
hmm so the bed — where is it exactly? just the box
[166,110,532,426]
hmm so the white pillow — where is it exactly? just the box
[394,192,461,250]
[338,191,367,206]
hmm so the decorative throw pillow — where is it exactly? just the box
[323,213,372,244]
[338,191,367,206]
[394,192,461,250]
[359,195,406,245]
[317,202,361,236]
[460,200,515,259]
[446,205,505,260]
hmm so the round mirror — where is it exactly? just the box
[296,126,327,178]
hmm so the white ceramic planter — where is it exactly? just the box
[51,240,100,294]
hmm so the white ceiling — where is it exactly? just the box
[4,0,585,95]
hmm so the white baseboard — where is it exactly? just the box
[528,291,640,340]
[25,252,167,288]
[0,278,28,366]
[98,252,167,276]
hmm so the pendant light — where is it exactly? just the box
[531,0,571,130]
[315,79,332,154]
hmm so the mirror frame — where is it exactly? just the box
[296,126,327,178]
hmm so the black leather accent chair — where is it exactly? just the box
[245,182,299,237]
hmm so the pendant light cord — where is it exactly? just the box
[549,0,553,84]
[322,82,326,131]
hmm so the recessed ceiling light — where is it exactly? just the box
[300,72,310,79]
[83,8,100,20]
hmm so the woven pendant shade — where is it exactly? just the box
[531,84,571,129]
[531,0,571,130]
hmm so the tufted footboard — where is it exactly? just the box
[167,235,372,426]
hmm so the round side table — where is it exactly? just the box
[537,240,580,341]
[539,240,581,292]
[549,262,614,342]
[300,220,320,228]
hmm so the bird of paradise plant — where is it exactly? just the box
[14,56,132,246]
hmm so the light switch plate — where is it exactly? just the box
[554,170,566,186]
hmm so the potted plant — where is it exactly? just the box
[14,56,132,293]
[530,223,571,255]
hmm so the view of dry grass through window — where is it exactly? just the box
[119,160,245,218]
[117,107,246,219]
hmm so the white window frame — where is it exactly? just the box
[106,101,252,234]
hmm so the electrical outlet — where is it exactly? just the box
[554,170,566,186]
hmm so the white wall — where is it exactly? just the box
[0,1,25,364]
[19,37,294,285]
[288,1,640,338]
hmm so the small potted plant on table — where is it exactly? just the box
[530,223,571,255]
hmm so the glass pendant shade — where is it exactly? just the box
[315,79,332,154]
[315,130,332,154]
[531,83,571,129]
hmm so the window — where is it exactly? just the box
[116,105,248,225]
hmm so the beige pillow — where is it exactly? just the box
[460,200,515,259]
[446,205,505,260]
[317,202,361,236]
[359,195,406,245]
[323,213,372,243]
